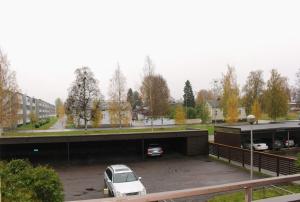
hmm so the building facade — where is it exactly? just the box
[207,100,247,122]
[18,93,55,125]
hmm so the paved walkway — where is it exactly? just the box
[50,116,67,130]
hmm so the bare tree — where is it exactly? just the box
[140,56,170,126]
[0,48,20,132]
[108,63,131,128]
[295,68,300,103]
[65,67,100,130]
[141,56,155,127]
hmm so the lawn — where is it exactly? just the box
[261,112,299,121]
[3,124,214,137]
[16,116,58,130]
[208,184,300,202]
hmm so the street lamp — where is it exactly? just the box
[247,114,255,201]
[247,114,256,180]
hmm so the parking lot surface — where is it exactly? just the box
[56,154,259,201]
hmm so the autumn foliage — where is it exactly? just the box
[175,105,186,125]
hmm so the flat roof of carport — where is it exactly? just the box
[0,130,206,145]
[216,121,300,132]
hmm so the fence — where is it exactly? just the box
[209,142,300,176]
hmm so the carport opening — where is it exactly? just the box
[143,137,186,156]
[241,130,300,150]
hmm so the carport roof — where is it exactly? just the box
[218,121,300,132]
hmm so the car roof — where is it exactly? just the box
[109,165,132,173]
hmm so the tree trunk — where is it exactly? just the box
[84,119,87,132]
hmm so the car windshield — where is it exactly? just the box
[149,144,159,148]
[113,172,137,183]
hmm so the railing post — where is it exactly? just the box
[244,187,252,202]
[228,147,231,163]
[217,144,220,159]
[258,152,261,172]
[277,157,280,176]
[242,149,245,167]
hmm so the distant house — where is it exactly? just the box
[206,100,247,122]
[289,102,300,112]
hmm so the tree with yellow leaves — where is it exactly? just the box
[0,48,20,131]
[91,99,103,128]
[226,91,239,124]
[264,69,289,120]
[220,66,240,124]
[251,99,261,124]
[108,64,131,128]
[175,105,186,125]
[55,98,65,118]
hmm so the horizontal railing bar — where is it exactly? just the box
[96,174,300,202]
[210,142,297,161]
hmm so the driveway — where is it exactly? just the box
[55,154,259,201]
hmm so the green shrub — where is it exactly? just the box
[0,159,64,202]
[35,123,40,128]
[31,166,64,202]
[187,107,197,119]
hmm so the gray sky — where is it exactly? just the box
[1,0,299,104]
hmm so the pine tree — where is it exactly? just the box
[127,88,134,109]
[183,80,195,108]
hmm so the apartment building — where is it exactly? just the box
[18,93,55,125]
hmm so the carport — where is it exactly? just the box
[215,122,300,149]
[0,130,208,163]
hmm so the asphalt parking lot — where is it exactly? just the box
[55,153,260,201]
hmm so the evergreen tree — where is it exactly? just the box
[183,80,195,108]
[127,88,134,108]
[133,91,142,109]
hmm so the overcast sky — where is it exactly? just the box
[1,0,300,104]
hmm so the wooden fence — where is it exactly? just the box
[209,142,300,176]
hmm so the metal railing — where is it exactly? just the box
[93,174,300,202]
[209,142,300,176]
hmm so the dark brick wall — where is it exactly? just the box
[215,132,241,147]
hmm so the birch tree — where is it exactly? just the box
[0,48,20,131]
[264,69,289,120]
[220,66,240,123]
[108,64,131,128]
[65,67,100,130]
[242,70,265,114]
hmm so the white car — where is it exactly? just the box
[243,142,268,151]
[284,139,295,147]
[253,142,268,151]
[104,165,146,197]
[147,144,163,157]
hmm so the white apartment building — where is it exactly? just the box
[18,93,55,125]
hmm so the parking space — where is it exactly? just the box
[56,154,260,201]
